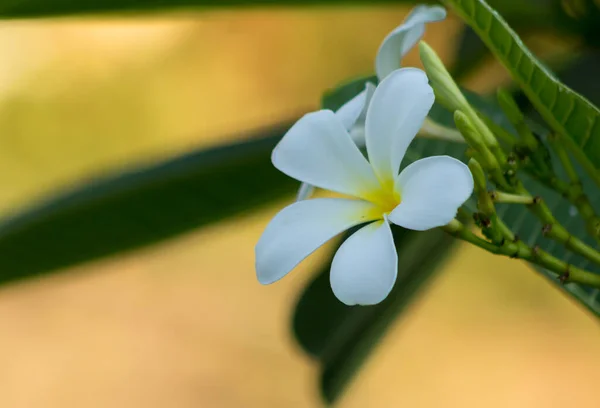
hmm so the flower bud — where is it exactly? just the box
[419,41,469,112]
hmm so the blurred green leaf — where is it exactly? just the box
[450,25,491,80]
[443,0,600,180]
[0,0,567,18]
[321,75,377,112]
[0,120,297,283]
[0,0,415,18]
[293,227,454,403]
[554,52,600,107]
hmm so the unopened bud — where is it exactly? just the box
[468,158,487,192]
[454,111,497,165]
[419,41,469,112]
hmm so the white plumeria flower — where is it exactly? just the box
[297,4,447,201]
[256,68,473,306]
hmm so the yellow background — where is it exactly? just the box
[0,6,598,407]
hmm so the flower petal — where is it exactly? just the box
[375,5,446,79]
[273,110,381,200]
[256,198,380,285]
[389,156,473,231]
[296,183,315,201]
[335,82,376,146]
[295,83,376,202]
[330,219,397,305]
[365,68,435,184]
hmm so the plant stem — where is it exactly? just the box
[418,117,465,143]
[443,220,600,287]
[521,192,600,266]
[489,190,534,204]
[543,134,600,243]
[475,110,600,243]
[445,107,600,257]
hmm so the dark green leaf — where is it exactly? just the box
[0,120,297,283]
[555,52,600,107]
[443,0,600,181]
[321,75,377,112]
[450,25,491,80]
[0,0,412,18]
[0,0,563,19]
[293,226,455,403]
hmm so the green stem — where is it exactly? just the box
[446,98,600,251]
[541,135,600,243]
[454,111,512,191]
[474,111,600,245]
[524,194,600,266]
[443,220,600,287]
[490,190,534,204]
[419,117,465,143]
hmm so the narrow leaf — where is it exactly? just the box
[443,0,600,184]
[0,0,410,18]
[0,120,296,283]
[293,226,454,403]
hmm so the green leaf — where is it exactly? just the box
[321,75,377,113]
[293,227,455,403]
[0,0,410,18]
[450,25,491,80]
[1,0,557,19]
[443,0,600,184]
[0,120,297,283]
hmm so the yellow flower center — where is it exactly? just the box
[362,178,401,219]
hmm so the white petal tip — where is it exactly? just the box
[256,275,275,285]
[390,156,473,231]
[329,222,397,307]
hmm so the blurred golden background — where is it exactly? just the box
[0,6,598,407]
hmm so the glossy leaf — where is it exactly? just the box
[0,120,297,283]
[443,0,600,181]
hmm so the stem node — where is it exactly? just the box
[559,268,570,284]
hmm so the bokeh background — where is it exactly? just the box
[0,4,598,407]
